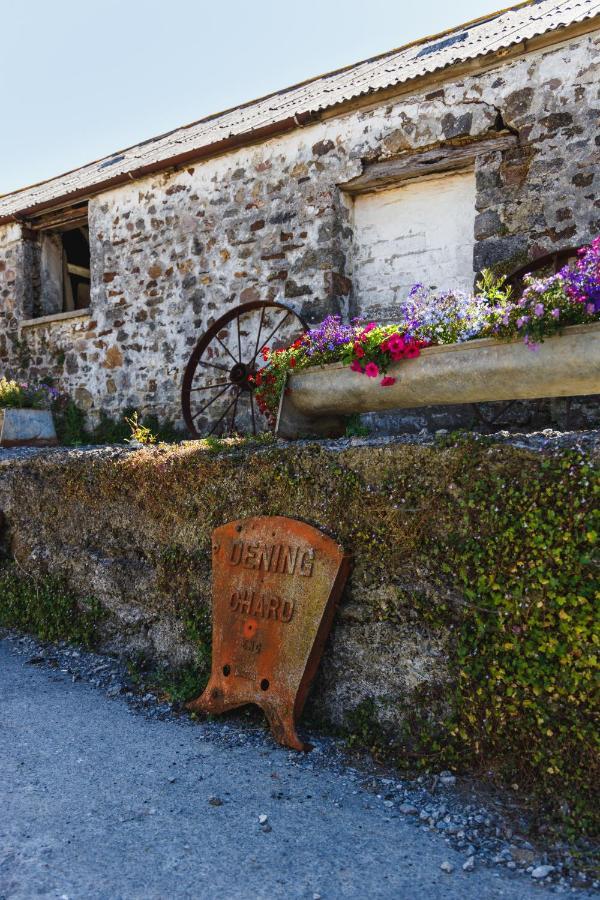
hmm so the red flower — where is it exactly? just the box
[386,333,405,355]
[353,343,365,358]
[381,376,396,387]
[289,357,297,367]
[350,360,363,373]
[364,362,379,378]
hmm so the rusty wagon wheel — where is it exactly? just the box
[182,301,307,438]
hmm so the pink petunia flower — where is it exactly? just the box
[380,376,396,387]
[364,362,379,377]
[386,333,405,355]
[350,360,363,373]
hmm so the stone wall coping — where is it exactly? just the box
[0,429,598,472]
[19,309,91,330]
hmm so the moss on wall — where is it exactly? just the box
[0,434,597,833]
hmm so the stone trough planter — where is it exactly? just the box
[276,323,600,439]
[0,408,58,448]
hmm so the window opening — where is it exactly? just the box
[29,204,91,319]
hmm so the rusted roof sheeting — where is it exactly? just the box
[1,0,599,222]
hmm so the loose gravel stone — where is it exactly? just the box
[532,865,555,879]
[1,628,597,897]
[399,804,419,815]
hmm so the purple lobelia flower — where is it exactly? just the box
[560,236,600,313]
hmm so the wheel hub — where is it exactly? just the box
[229,362,253,391]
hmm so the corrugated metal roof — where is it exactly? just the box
[1,0,598,222]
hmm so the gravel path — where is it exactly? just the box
[1,637,595,900]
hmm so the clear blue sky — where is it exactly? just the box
[0,0,498,196]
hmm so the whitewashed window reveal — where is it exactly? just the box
[352,170,476,322]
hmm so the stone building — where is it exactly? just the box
[0,0,598,433]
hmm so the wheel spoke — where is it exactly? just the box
[251,311,291,364]
[198,358,229,374]
[184,302,306,440]
[252,306,266,367]
[214,334,238,366]
[190,381,229,392]
[192,384,231,420]
[208,392,239,436]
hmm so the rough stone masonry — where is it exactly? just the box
[0,9,598,432]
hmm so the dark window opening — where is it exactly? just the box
[30,207,91,318]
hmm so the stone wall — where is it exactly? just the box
[0,29,598,429]
[0,431,597,738]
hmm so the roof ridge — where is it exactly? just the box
[1,0,598,220]
[0,0,545,205]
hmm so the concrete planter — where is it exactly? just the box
[0,408,58,448]
[276,323,600,439]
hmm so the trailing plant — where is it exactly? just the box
[253,235,600,418]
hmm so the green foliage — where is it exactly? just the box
[0,377,56,410]
[425,447,599,833]
[345,698,383,752]
[125,411,158,445]
[0,564,104,647]
[344,414,370,438]
[476,268,513,306]
[54,399,87,446]
[0,378,26,409]
[53,402,183,447]
[129,661,209,705]
[93,409,134,444]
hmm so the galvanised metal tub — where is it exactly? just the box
[276,323,600,439]
[0,408,58,447]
